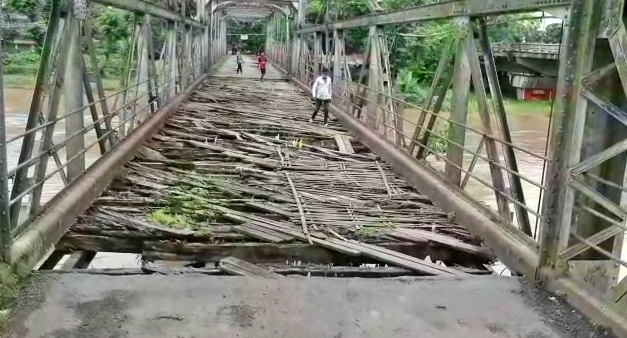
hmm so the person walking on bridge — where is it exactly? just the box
[258,57,267,82]
[236,51,244,75]
[309,68,332,126]
[257,52,267,68]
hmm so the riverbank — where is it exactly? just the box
[3,74,556,117]
[3,74,121,91]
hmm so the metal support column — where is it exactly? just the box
[64,1,86,183]
[0,0,10,261]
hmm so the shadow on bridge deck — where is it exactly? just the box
[5,56,612,338]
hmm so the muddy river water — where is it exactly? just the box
[3,88,624,279]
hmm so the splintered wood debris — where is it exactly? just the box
[64,77,494,276]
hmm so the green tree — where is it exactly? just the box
[5,0,42,20]
[24,22,46,47]
[541,23,563,43]
[307,0,544,84]
[93,7,132,76]
[1,24,20,43]
[228,20,266,53]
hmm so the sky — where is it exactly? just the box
[540,11,563,30]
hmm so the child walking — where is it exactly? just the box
[258,57,267,81]
[310,68,332,126]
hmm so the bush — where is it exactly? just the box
[3,51,40,75]
[395,68,451,158]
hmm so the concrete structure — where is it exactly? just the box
[492,43,560,100]
[5,273,612,337]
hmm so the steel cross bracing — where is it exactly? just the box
[1,0,627,336]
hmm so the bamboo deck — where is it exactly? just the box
[60,74,495,276]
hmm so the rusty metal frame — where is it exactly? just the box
[90,0,205,28]
[10,73,209,270]
[296,0,571,33]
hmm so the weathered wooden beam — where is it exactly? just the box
[219,256,281,277]
[56,234,492,267]
[42,265,492,276]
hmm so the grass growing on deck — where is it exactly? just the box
[146,181,220,236]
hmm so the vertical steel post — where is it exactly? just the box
[166,20,178,97]
[0,0,11,261]
[476,19,532,236]
[9,0,61,228]
[539,0,598,274]
[136,15,151,123]
[445,18,470,187]
[64,0,86,182]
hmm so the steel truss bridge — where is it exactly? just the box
[1,0,627,336]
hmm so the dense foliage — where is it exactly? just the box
[307,0,561,88]
[2,0,172,76]
[227,21,265,54]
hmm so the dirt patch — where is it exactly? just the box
[45,289,135,338]
[1,271,54,337]
[516,279,616,338]
[217,304,260,328]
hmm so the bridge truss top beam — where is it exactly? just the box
[214,0,295,9]
[91,0,206,28]
[296,0,571,33]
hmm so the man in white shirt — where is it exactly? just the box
[309,68,332,126]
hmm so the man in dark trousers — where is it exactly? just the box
[309,68,332,126]
[236,51,243,74]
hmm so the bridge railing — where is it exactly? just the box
[0,0,216,264]
[266,0,627,335]
[274,16,546,265]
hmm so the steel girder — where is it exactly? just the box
[296,0,572,33]
[90,0,205,28]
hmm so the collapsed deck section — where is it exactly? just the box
[55,68,494,275]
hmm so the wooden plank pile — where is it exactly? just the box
[61,77,495,276]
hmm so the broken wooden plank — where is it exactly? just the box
[389,228,494,259]
[232,224,294,243]
[326,239,465,276]
[284,171,313,244]
[334,134,355,154]
[219,256,281,277]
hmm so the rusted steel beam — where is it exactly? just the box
[296,0,571,33]
[215,0,295,9]
[90,0,205,28]
[9,73,210,270]
[269,60,539,277]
